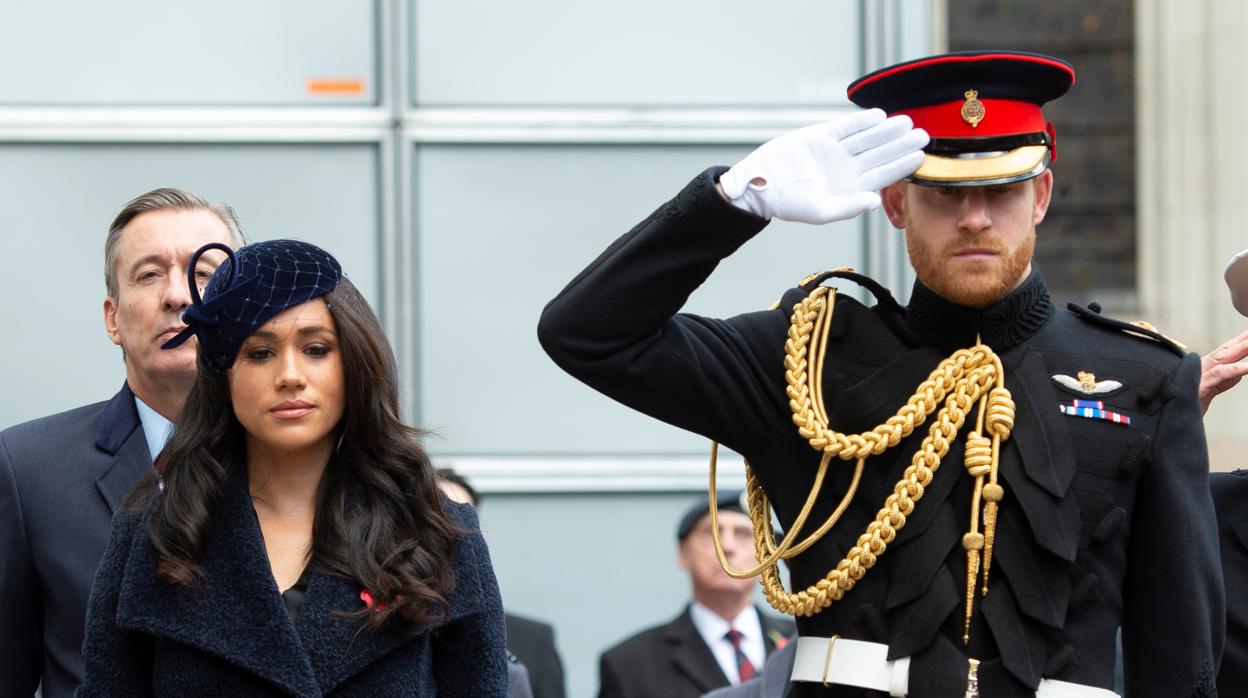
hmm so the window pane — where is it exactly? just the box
[415,144,864,455]
[0,1,378,105]
[0,143,381,429]
[413,0,860,106]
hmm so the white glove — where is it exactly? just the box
[720,109,929,223]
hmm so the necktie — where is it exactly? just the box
[725,628,756,683]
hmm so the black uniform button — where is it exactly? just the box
[1093,507,1127,544]
[1069,573,1102,615]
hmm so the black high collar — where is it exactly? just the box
[905,267,1053,353]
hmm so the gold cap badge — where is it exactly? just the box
[961,89,986,128]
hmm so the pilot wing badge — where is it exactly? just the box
[1052,371,1122,395]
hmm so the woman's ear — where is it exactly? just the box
[881,182,907,230]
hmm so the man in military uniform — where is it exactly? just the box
[538,51,1222,696]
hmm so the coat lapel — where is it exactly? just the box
[94,384,154,514]
[115,466,321,697]
[666,608,729,692]
[297,574,428,694]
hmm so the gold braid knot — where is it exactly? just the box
[709,284,1015,634]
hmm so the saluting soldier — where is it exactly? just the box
[538,51,1222,697]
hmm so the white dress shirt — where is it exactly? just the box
[133,395,173,462]
[688,602,765,686]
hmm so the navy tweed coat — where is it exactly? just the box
[76,466,508,697]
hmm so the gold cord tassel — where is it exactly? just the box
[962,426,992,645]
[980,387,1014,594]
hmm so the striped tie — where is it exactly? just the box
[725,628,756,683]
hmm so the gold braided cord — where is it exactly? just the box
[708,280,1016,624]
[709,286,867,577]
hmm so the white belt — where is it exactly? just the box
[790,636,1119,697]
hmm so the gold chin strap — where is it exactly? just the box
[709,283,1015,647]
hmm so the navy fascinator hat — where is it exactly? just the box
[162,239,343,368]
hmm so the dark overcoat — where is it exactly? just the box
[1212,469,1248,696]
[597,605,795,698]
[76,464,508,697]
[0,383,154,698]
[538,168,1223,697]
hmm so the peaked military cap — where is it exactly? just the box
[162,239,343,368]
[847,50,1076,187]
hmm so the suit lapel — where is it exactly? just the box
[115,465,321,697]
[759,609,792,657]
[93,384,154,514]
[666,608,729,692]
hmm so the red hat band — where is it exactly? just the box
[894,96,1047,140]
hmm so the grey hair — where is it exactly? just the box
[104,188,247,299]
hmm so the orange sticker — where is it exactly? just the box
[307,78,365,95]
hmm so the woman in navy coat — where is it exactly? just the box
[77,240,508,697]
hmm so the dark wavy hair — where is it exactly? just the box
[133,277,459,630]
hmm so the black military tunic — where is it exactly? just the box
[538,169,1223,697]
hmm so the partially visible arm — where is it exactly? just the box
[76,508,153,697]
[1122,353,1224,695]
[538,167,786,455]
[538,112,927,455]
[0,434,40,696]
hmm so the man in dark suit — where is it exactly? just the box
[0,188,243,698]
[597,493,795,698]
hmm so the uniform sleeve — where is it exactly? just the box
[0,433,40,697]
[76,508,153,697]
[537,168,791,455]
[1121,352,1224,697]
[433,505,508,698]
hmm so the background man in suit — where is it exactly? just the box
[436,467,568,698]
[597,492,795,698]
[0,188,243,698]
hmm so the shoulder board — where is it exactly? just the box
[794,268,905,315]
[1066,302,1187,357]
